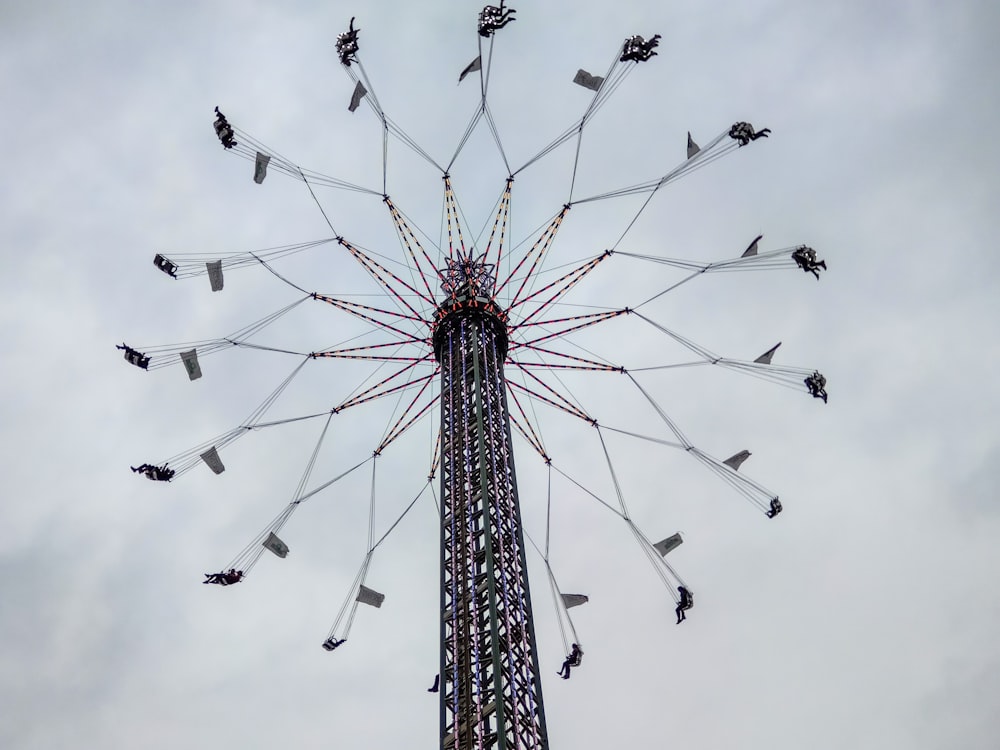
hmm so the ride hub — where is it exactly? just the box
[432,255,509,363]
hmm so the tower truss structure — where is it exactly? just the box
[434,258,549,750]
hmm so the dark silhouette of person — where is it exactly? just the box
[804,370,828,402]
[223,569,243,585]
[558,643,583,679]
[676,586,693,624]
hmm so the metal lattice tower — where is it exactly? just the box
[433,255,549,750]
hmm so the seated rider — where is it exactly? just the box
[204,569,243,585]
[675,585,693,624]
[791,246,827,279]
[152,464,175,481]
[322,637,347,651]
[766,497,783,518]
[641,34,662,57]
[149,464,172,481]
[620,33,660,63]
[804,370,828,403]
[153,254,178,278]
[132,462,172,480]
[213,107,237,148]
[223,569,243,585]
[558,643,583,679]
[729,121,772,146]
[117,343,151,369]
[478,2,516,37]
[336,17,360,65]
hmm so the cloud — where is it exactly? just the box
[1,2,998,749]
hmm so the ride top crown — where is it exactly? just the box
[432,255,509,363]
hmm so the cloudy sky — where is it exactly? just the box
[1,1,998,748]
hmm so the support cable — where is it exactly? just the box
[217,411,337,576]
[153,357,311,477]
[596,426,683,601]
[140,297,310,371]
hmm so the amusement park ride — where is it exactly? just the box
[121,5,826,749]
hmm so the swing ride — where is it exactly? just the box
[121,6,827,749]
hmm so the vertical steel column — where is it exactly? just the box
[436,305,548,750]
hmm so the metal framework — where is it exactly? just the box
[434,259,549,750]
[126,14,825,750]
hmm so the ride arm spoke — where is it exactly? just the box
[385,197,445,300]
[377,364,437,449]
[337,237,436,314]
[509,359,620,372]
[506,374,594,426]
[509,410,549,463]
[312,293,430,344]
[336,364,437,413]
[485,179,514,284]
[441,176,484,267]
[509,342,623,371]
[511,308,629,348]
[505,208,571,307]
[377,390,441,455]
[494,207,569,301]
[510,251,611,324]
[313,340,432,362]
[506,386,549,462]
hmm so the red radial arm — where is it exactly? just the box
[385,196,443,301]
[339,237,436,314]
[334,355,435,412]
[506,377,594,425]
[377,389,441,455]
[494,206,569,302]
[313,294,430,345]
[486,179,514,292]
[506,384,549,460]
[508,252,609,323]
[511,308,629,348]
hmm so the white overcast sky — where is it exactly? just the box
[1,1,998,748]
